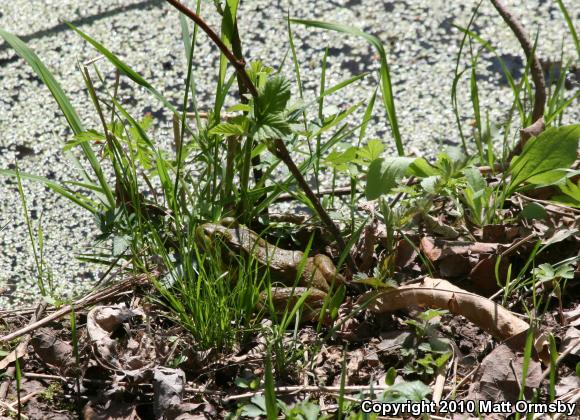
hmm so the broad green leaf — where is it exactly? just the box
[254,113,292,141]
[520,202,547,220]
[553,178,580,207]
[407,157,438,178]
[464,166,486,191]
[357,139,384,162]
[209,121,247,136]
[365,157,414,200]
[382,380,432,403]
[508,125,580,194]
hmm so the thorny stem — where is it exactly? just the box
[489,0,546,124]
[165,0,258,98]
[271,139,358,272]
[165,0,353,266]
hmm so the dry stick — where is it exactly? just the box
[0,271,155,343]
[220,384,392,403]
[271,139,358,271]
[489,0,546,154]
[0,303,46,419]
[490,0,545,123]
[276,186,353,203]
[165,0,257,99]
[515,192,580,215]
[164,0,355,270]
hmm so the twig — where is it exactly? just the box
[515,192,580,215]
[271,139,358,272]
[444,365,480,399]
[164,0,258,98]
[551,389,580,420]
[489,0,546,157]
[0,303,47,402]
[489,0,545,124]
[275,186,354,202]
[220,384,392,403]
[0,271,156,343]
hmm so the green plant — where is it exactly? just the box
[400,309,452,379]
[506,125,580,196]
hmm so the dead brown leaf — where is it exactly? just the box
[467,330,543,402]
[563,306,580,327]
[30,328,74,372]
[153,367,186,420]
[83,399,140,420]
[353,217,379,272]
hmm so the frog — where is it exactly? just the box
[195,218,344,293]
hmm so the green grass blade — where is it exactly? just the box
[0,28,115,200]
[556,0,580,61]
[454,25,525,122]
[291,18,403,155]
[1,169,98,213]
[67,23,178,115]
[0,28,84,135]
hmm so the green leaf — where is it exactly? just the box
[365,157,414,200]
[112,235,130,256]
[407,157,438,178]
[553,178,580,207]
[464,167,486,191]
[520,202,548,220]
[0,169,98,214]
[508,125,580,194]
[254,113,292,141]
[64,130,105,151]
[67,23,178,115]
[385,367,397,386]
[291,19,403,155]
[0,28,115,207]
[382,380,432,403]
[209,120,247,136]
[0,28,84,134]
[264,351,278,420]
[257,75,291,116]
[357,139,384,163]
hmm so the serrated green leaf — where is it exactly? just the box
[365,157,414,200]
[357,139,384,163]
[256,75,291,116]
[209,121,246,136]
[408,157,438,178]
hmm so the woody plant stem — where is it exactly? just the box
[164,0,357,271]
